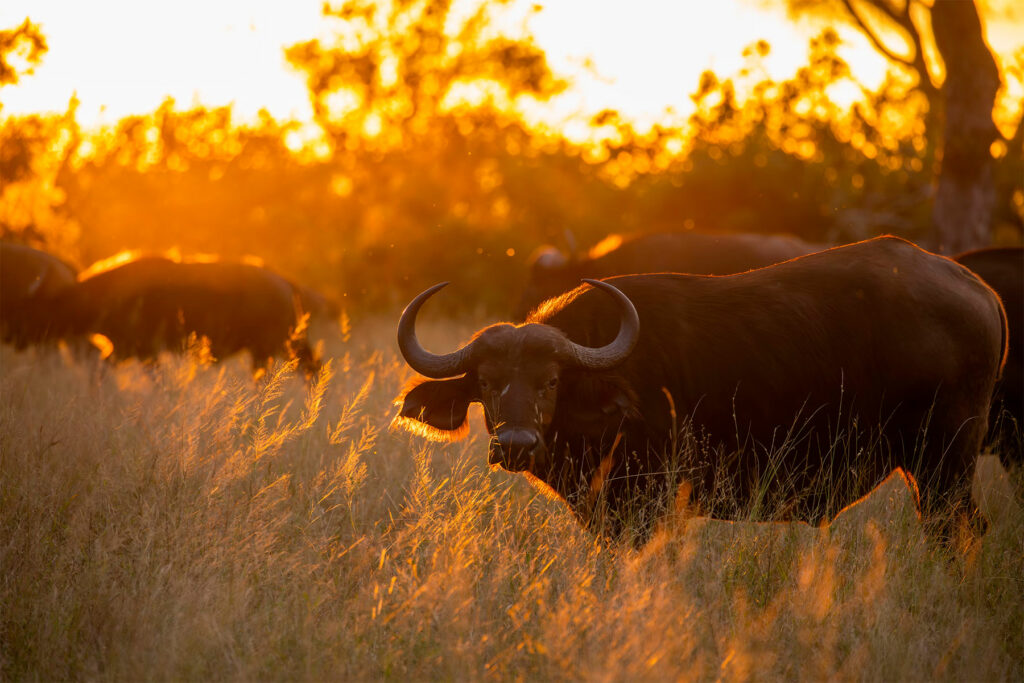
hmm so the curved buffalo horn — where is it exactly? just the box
[397,282,474,378]
[564,279,640,370]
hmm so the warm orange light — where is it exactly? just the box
[77,249,147,281]
[89,333,114,360]
[3,0,1021,137]
[390,413,470,444]
[588,234,623,259]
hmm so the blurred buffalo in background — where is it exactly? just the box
[1,242,77,349]
[54,253,322,376]
[955,246,1022,464]
[518,231,826,318]
[291,281,341,325]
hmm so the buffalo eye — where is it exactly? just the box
[546,377,559,390]
[478,378,491,393]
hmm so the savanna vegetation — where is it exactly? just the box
[2,0,1023,678]
[2,327,1023,680]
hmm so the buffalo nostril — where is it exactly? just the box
[490,429,544,472]
[497,429,538,452]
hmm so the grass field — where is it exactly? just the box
[1,318,1022,681]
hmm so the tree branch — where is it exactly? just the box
[839,0,938,96]
[839,0,912,67]
[876,0,937,95]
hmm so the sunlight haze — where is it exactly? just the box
[3,0,994,130]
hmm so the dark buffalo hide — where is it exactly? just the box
[1,242,77,348]
[398,237,1005,543]
[55,255,319,375]
[518,231,825,318]
[955,246,1022,465]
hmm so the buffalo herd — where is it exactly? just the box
[1,245,329,375]
[2,232,1021,543]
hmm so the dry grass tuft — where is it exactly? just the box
[1,317,1022,680]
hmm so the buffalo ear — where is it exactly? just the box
[599,385,637,417]
[560,373,639,433]
[393,375,475,440]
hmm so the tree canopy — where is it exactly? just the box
[1,1,1020,314]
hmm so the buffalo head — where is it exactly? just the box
[396,279,639,472]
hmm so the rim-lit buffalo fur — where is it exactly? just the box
[518,231,824,319]
[1,242,77,349]
[54,255,320,376]
[398,237,1006,543]
[955,246,1022,465]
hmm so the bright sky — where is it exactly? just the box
[1,0,1021,131]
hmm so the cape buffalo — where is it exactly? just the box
[518,231,825,318]
[1,242,77,348]
[397,237,1006,542]
[55,254,319,376]
[291,281,341,324]
[955,246,1022,464]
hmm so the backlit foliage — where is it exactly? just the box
[285,0,565,147]
[0,18,47,88]
[676,31,935,244]
[0,4,1020,314]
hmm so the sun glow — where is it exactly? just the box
[523,0,889,132]
[6,0,1018,135]
[0,0,324,126]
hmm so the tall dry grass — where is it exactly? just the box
[1,317,1022,681]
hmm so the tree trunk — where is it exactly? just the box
[929,0,1001,253]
